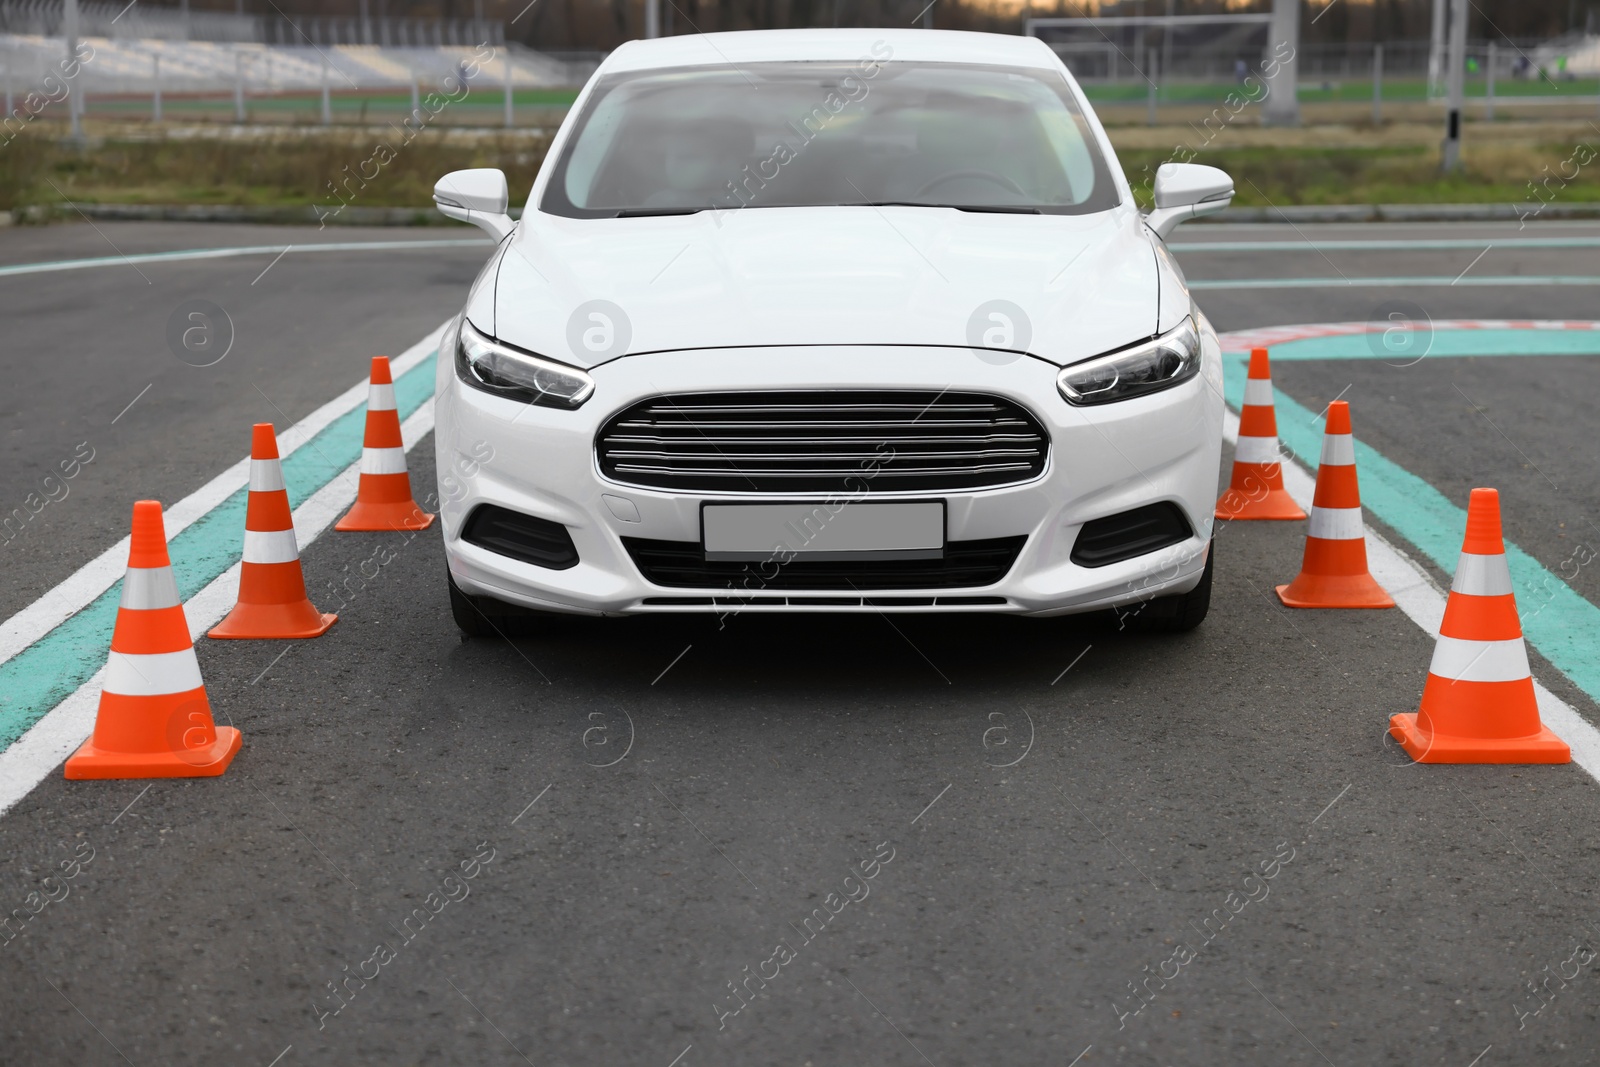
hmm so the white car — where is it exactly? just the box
[431,28,1230,635]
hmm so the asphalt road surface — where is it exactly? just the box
[2,219,1599,1067]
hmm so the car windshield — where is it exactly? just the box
[541,60,1121,218]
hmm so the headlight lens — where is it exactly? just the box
[455,318,595,409]
[1056,318,1202,405]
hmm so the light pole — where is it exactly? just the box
[1485,39,1496,121]
[1146,48,1158,127]
[1441,0,1467,171]
[65,0,84,142]
[1261,0,1300,127]
[1427,0,1447,96]
[504,50,514,129]
[1371,43,1383,126]
[320,53,331,125]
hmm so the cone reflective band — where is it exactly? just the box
[1215,348,1305,521]
[1275,400,1395,609]
[210,423,337,639]
[335,356,435,532]
[66,501,242,780]
[1389,488,1569,764]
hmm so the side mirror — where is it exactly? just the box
[1144,163,1233,240]
[434,168,515,242]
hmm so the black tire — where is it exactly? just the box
[448,570,558,638]
[1117,542,1213,634]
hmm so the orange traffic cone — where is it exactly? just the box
[334,357,434,532]
[1216,347,1305,521]
[1276,400,1394,609]
[209,424,337,639]
[1389,489,1569,763]
[65,501,242,779]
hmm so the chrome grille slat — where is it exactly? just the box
[597,390,1050,494]
[605,434,1042,444]
[604,454,1043,463]
[610,420,1035,431]
[610,464,1038,477]
[629,403,1011,415]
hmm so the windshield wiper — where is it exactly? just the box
[839,202,1042,214]
[613,207,704,218]
[953,204,1043,214]
[613,203,1043,217]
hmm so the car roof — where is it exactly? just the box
[598,28,1061,75]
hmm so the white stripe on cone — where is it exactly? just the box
[1319,433,1356,467]
[249,458,286,493]
[243,528,301,565]
[368,382,398,412]
[1428,635,1532,684]
[1234,435,1281,464]
[119,567,180,611]
[104,648,204,696]
[1307,505,1364,541]
[360,447,408,476]
[1243,379,1275,406]
[1451,552,1515,597]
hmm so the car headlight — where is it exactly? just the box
[455,318,595,409]
[1056,318,1201,405]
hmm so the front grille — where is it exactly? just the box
[596,391,1049,493]
[623,536,1027,590]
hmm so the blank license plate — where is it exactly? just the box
[702,502,945,562]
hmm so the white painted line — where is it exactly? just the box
[0,240,490,279]
[0,400,435,817]
[1223,409,1600,783]
[0,322,446,671]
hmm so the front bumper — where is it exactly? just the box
[434,339,1224,616]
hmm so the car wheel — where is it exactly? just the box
[1118,542,1213,634]
[448,570,558,638]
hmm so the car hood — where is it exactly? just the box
[486,206,1160,371]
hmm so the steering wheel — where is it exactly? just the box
[914,170,1027,199]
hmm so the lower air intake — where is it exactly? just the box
[623,536,1026,590]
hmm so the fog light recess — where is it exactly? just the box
[461,505,580,570]
[1071,502,1193,568]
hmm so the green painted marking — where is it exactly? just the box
[1174,238,1600,253]
[1193,275,1600,290]
[1223,355,1600,706]
[1221,328,1600,362]
[0,241,486,279]
[0,354,437,749]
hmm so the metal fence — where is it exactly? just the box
[1032,26,1557,87]
[0,0,506,46]
[0,33,605,131]
[0,38,598,96]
